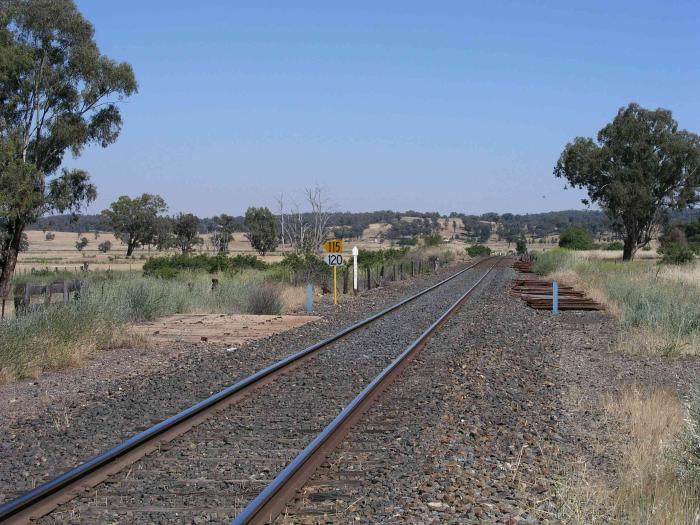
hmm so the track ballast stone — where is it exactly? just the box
[18,261,494,523]
[0,261,477,504]
[277,267,612,524]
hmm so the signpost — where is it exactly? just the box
[352,246,359,294]
[323,240,343,305]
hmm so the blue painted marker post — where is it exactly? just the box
[306,284,313,314]
[552,281,558,315]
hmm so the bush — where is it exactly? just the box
[516,238,527,255]
[603,241,624,251]
[422,234,442,247]
[98,240,112,253]
[659,242,695,265]
[245,282,282,315]
[558,227,594,250]
[397,238,417,246]
[142,253,267,277]
[75,237,89,251]
[466,244,491,257]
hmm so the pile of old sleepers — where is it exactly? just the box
[511,259,603,311]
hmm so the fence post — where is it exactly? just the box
[411,260,415,277]
[1,299,4,319]
[63,280,69,305]
[23,284,30,310]
[392,265,396,281]
[342,269,348,294]
[366,267,371,290]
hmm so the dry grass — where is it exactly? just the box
[281,285,306,311]
[658,261,700,289]
[533,250,700,356]
[559,388,700,524]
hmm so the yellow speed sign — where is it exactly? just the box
[323,239,343,253]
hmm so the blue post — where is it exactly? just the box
[552,281,558,315]
[306,284,313,314]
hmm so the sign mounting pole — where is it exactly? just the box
[352,246,358,294]
[333,266,337,305]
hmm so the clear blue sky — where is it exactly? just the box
[69,0,699,217]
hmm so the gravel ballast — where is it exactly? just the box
[0,259,488,516]
[6,257,699,524]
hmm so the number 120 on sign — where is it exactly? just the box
[324,254,344,266]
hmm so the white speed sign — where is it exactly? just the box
[323,253,344,266]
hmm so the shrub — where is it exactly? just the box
[75,237,89,251]
[422,234,442,247]
[659,242,695,265]
[245,282,282,314]
[142,253,267,277]
[397,238,417,246]
[603,241,624,251]
[516,238,527,255]
[466,244,491,257]
[558,227,594,250]
[98,240,112,253]
[45,232,55,241]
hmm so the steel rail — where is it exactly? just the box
[0,256,495,524]
[232,258,502,525]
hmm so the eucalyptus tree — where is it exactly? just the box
[0,0,137,298]
[555,103,700,260]
[245,207,278,256]
[173,213,202,254]
[101,194,167,257]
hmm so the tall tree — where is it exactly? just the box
[555,103,700,260]
[0,0,137,298]
[173,212,201,254]
[100,194,166,256]
[244,207,278,256]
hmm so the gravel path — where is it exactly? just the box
[34,260,499,524]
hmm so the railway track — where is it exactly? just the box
[0,256,504,525]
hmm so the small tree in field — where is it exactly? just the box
[75,237,89,251]
[97,240,112,253]
[245,207,278,256]
[173,213,202,254]
[0,0,137,299]
[516,238,528,255]
[555,103,700,260]
[100,194,167,256]
[558,227,594,250]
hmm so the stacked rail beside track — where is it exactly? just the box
[0,257,498,525]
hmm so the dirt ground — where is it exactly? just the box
[130,313,318,348]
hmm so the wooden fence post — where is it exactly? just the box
[411,260,415,277]
[392,265,396,281]
[63,280,69,305]
[366,267,371,290]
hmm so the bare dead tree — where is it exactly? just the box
[276,193,286,250]
[305,185,331,251]
[280,185,332,254]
